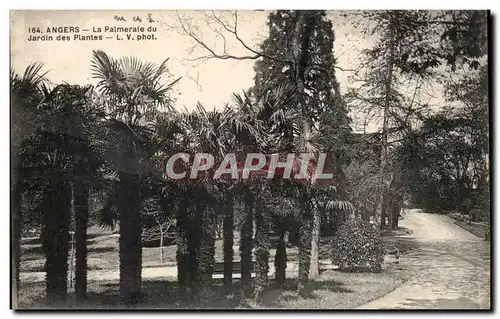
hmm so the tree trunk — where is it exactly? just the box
[44,179,71,302]
[74,182,89,300]
[176,204,189,297]
[11,90,25,309]
[389,207,395,230]
[324,214,334,237]
[293,11,316,97]
[11,175,21,308]
[254,200,270,304]
[223,198,234,292]
[198,206,216,294]
[375,20,395,231]
[297,216,312,296]
[362,208,370,223]
[274,226,287,288]
[187,204,202,301]
[309,206,320,279]
[160,229,164,263]
[380,197,387,230]
[392,203,401,230]
[394,208,400,229]
[118,172,142,306]
[293,11,318,292]
[387,207,393,232]
[386,197,394,233]
[240,194,254,295]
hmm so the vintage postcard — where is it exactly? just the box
[10,9,490,310]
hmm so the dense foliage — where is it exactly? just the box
[331,219,385,272]
[399,66,489,218]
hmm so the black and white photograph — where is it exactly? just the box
[9,8,491,310]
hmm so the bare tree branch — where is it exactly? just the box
[176,10,295,65]
[177,11,261,61]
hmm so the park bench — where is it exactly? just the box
[212,261,256,274]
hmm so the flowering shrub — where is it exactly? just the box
[331,219,384,272]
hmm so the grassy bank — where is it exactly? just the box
[453,220,489,240]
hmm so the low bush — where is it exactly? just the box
[331,219,384,272]
[448,212,471,222]
[470,209,489,222]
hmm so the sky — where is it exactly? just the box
[10,10,443,132]
[11,11,369,104]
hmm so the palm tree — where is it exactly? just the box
[20,132,70,301]
[274,223,287,287]
[240,191,254,294]
[12,69,105,303]
[90,50,179,305]
[232,85,312,299]
[22,83,94,301]
[297,203,313,295]
[187,104,241,298]
[172,102,263,299]
[161,182,192,297]
[230,89,273,297]
[152,111,193,296]
[10,63,48,306]
[268,186,301,288]
[44,174,71,302]
[74,181,89,299]
[249,84,320,297]
[155,114,203,299]
[70,87,106,300]
[222,196,234,291]
[187,106,223,295]
[222,102,264,294]
[308,186,355,278]
[253,186,272,303]
[175,196,190,296]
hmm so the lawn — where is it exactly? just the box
[20,227,179,272]
[21,226,417,273]
[20,227,305,273]
[18,226,415,309]
[18,266,409,309]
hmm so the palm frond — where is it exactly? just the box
[325,200,355,214]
